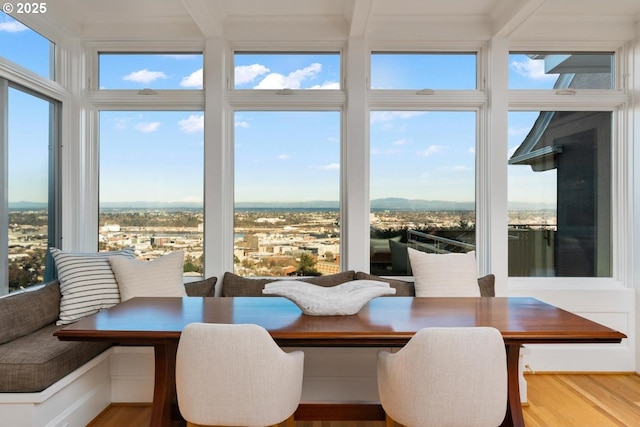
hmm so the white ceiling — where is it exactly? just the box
[22,0,640,42]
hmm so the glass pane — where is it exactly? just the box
[0,12,53,79]
[369,111,476,276]
[508,111,612,277]
[99,53,203,89]
[99,111,204,277]
[234,53,340,89]
[8,88,53,292]
[234,111,340,276]
[371,53,477,90]
[509,52,614,89]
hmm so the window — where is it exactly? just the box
[2,82,59,294]
[370,53,477,90]
[0,12,54,79]
[508,111,612,277]
[233,52,340,89]
[99,111,204,277]
[98,53,204,89]
[509,52,614,90]
[369,111,476,276]
[233,111,341,276]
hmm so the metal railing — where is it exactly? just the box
[407,229,475,254]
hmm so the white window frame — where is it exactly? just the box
[506,42,630,290]
[82,41,206,271]
[0,56,64,294]
[367,42,489,276]
[226,43,347,274]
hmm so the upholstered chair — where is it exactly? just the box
[377,327,507,427]
[176,323,304,427]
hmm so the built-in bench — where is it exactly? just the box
[0,277,216,427]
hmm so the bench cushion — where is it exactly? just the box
[220,271,356,297]
[354,272,416,296]
[0,323,111,392]
[356,272,495,297]
[184,276,217,297]
[0,281,60,345]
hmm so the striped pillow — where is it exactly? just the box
[50,248,135,325]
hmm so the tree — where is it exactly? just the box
[296,252,320,276]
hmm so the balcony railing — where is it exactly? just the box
[407,229,475,254]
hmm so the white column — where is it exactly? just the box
[486,37,509,295]
[202,37,231,284]
[343,37,369,272]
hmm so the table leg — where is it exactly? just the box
[501,344,525,427]
[150,342,178,427]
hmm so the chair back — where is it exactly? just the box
[176,322,304,426]
[377,327,507,427]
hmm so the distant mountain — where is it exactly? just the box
[100,201,203,209]
[370,198,474,210]
[8,201,47,209]
[235,200,339,209]
[11,198,555,211]
[507,201,555,211]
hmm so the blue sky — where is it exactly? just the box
[1,11,563,207]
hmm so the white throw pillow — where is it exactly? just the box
[408,248,480,297]
[109,251,187,301]
[51,247,135,325]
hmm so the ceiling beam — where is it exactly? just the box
[491,0,547,38]
[181,0,225,38]
[346,0,373,38]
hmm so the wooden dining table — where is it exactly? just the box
[55,296,626,427]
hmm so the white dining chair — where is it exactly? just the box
[377,327,507,427]
[176,322,304,427]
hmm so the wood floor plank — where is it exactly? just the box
[89,374,640,427]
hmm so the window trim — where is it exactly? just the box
[366,45,488,277]
[87,41,205,92]
[505,43,630,288]
[370,51,480,91]
[0,78,61,294]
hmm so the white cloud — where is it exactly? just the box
[393,138,408,146]
[235,64,270,85]
[451,165,472,172]
[123,69,168,84]
[310,81,340,89]
[0,20,27,33]
[180,69,202,88]
[327,136,339,143]
[370,111,426,124]
[511,58,558,80]
[254,63,322,89]
[468,147,476,154]
[277,154,291,160]
[178,115,204,134]
[235,120,250,128]
[314,163,340,171]
[416,145,444,157]
[135,122,161,133]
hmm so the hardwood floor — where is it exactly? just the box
[88,373,640,427]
